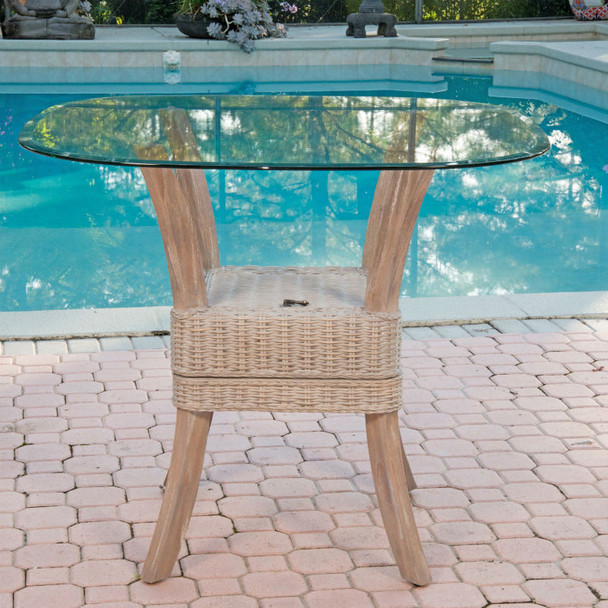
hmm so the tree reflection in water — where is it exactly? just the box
[0,80,606,311]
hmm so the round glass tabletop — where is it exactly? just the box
[19,95,550,170]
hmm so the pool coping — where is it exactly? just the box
[2,290,607,340]
[1,19,606,50]
[0,20,607,71]
[2,21,608,106]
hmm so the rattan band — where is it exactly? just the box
[171,307,402,379]
[172,375,403,413]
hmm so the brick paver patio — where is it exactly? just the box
[1,320,607,607]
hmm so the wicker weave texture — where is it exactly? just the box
[171,266,401,379]
[170,266,403,413]
[206,266,368,308]
[172,307,401,378]
[173,375,403,413]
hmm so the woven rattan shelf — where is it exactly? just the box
[171,266,401,377]
[170,266,403,413]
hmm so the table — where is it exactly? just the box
[20,95,550,586]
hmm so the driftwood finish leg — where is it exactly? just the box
[137,140,220,583]
[143,409,213,583]
[139,166,215,309]
[363,169,434,313]
[366,411,431,586]
[363,168,434,492]
[362,169,434,582]
[136,111,220,308]
[401,442,417,491]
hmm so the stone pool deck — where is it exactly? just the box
[1,318,607,608]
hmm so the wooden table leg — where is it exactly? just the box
[366,412,431,586]
[137,161,219,583]
[142,409,213,583]
[363,169,434,314]
[401,441,417,491]
[362,169,435,585]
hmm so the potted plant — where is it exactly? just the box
[175,0,289,53]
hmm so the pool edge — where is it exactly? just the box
[1,291,607,340]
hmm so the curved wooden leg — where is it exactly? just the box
[401,441,417,491]
[142,409,213,583]
[366,411,431,586]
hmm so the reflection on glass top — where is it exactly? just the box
[19,95,550,170]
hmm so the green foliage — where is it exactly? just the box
[421,0,570,21]
[89,0,179,24]
[1,0,571,23]
[83,0,569,23]
[145,0,180,23]
[176,0,204,14]
[383,0,415,20]
[89,0,122,24]
[268,0,347,24]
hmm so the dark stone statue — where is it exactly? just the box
[346,0,397,38]
[2,0,95,39]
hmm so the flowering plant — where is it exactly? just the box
[277,1,298,21]
[177,0,290,53]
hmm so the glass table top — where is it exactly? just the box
[19,95,550,170]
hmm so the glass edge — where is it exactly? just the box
[17,140,551,171]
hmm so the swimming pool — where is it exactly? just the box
[1,74,607,311]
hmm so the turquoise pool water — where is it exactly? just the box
[1,74,608,311]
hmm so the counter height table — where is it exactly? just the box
[20,95,550,586]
